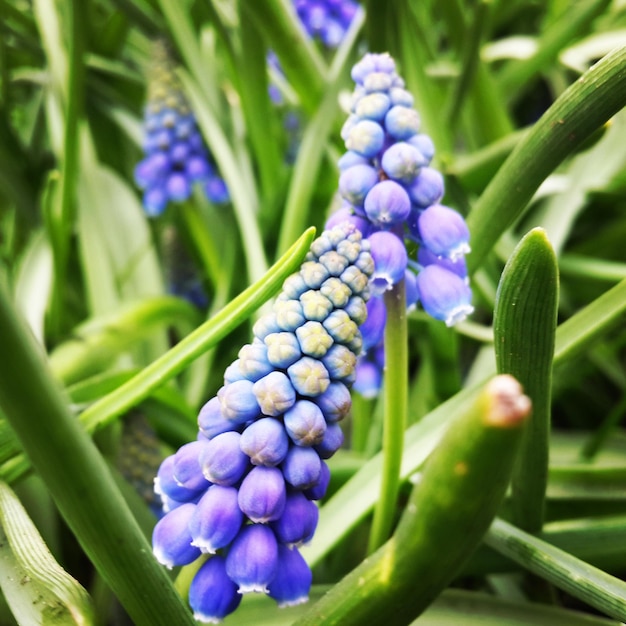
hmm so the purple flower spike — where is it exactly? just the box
[284,400,327,447]
[368,231,408,295]
[339,164,379,206]
[225,524,279,594]
[238,466,286,523]
[270,491,319,547]
[268,545,313,607]
[239,418,289,466]
[152,503,201,568]
[418,204,471,260]
[416,264,474,327]
[363,180,411,227]
[304,459,331,500]
[189,555,241,623]
[281,445,322,489]
[189,485,243,554]
[253,371,297,416]
[200,431,250,486]
[166,172,191,202]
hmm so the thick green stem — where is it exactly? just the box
[368,280,408,552]
[467,46,626,273]
[0,284,195,626]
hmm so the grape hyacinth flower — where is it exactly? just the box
[134,41,228,217]
[330,52,474,396]
[152,222,373,622]
[294,0,361,48]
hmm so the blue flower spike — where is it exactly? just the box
[328,52,474,396]
[134,40,228,216]
[152,222,373,620]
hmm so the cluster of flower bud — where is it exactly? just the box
[293,0,360,48]
[152,222,373,623]
[134,41,228,216]
[327,52,474,396]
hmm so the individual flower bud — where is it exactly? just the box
[339,164,379,206]
[322,344,357,384]
[189,485,243,554]
[143,187,168,216]
[389,87,414,108]
[368,231,408,294]
[284,400,327,447]
[416,264,474,327]
[218,380,260,424]
[380,142,426,183]
[324,208,372,237]
[304,459,331,500]
[274,299,306,332]
[384,105,420,140]
[264,332,302,368]
[296,321,334,358]
[239,418,289,466]
[287,357,331,397]
[197,396,234,440]
[417,204,471,260]
[223,359,246,384]
[238,341,274,382]
[315,422,345,459]
[152,503,201,568]
[238,466,286,523]
[344,295,368,326]
[252,371,297,416]
[323,309,359,345]
[225,524,279,594]
[408,133,435,163]
[319,250,350,277]
[253,313,282,340]
[320,276,352,309]
[172,441,211,493]
[281,445,322,489]
[200,431,250,486]
[300,290,333,322]
[155,455,204,506]
[363,71,393,93]
[314,381,352,423]
[418,246,468,279]
[166,172,191,202]
[189,555,241,623]
[337,150,369,170]
[363,180,412,227]
[270,491,319,547]
[300,261,331,289]
[355,92,391,121]
[406,167,444,208]
[268,546,313,607]
[346,120,385,157]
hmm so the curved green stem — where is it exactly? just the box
[367,280,408,553]
[467,45,626,273]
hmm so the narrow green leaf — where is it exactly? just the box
[494,228,559,532]
[79,227,316,433]
[485,517,626,622]
[0,481,94,625]
[467,45,626,272]
[0,283,195,625]
[297,376,530,625]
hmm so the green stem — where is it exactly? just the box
[467,45,626,273]
[485,517,626,622]
[367,280,407,553]
[494,229,558,532]
[0,284,195,625]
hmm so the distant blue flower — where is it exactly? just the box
[294,0,361,48]
[135,41,228,216]
[152,222,373,620]
[328,52,474,396]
